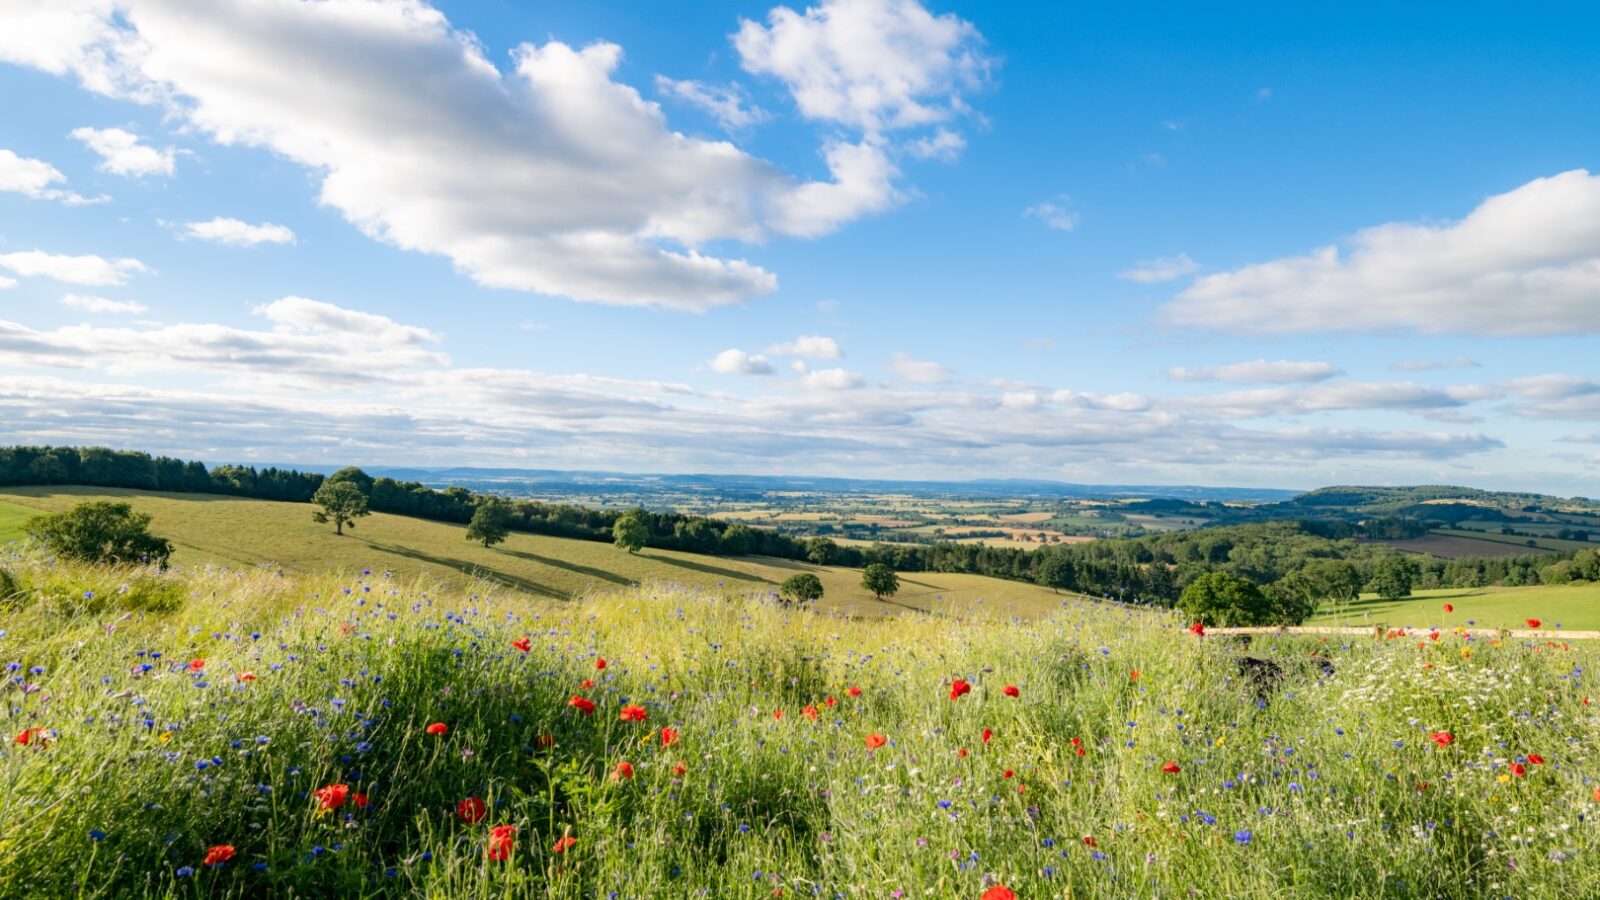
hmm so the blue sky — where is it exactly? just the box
[1,0,1598,493]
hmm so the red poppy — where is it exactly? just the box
[1188,622,1206,636]
[1075,746,1086,757]
[981,728,993,744]
[825,696,838,708]
[1528,753,1545,765]
[457,797,487,824]
[13,727,43,746]
[1443,603,1454,613]
[235,671,256,683]
[619,704,648,723]
[1081,835,1097,848]
[1002,769,1014,779]
[580,678,595,689]
[1001,685,1020,698]
[537,733,556,748]
[846,686,862,697]
[1527,619,1542,629]
[511,636,532,652]
[1129,669,1140,681]
[673,761,687,776]
[660,727,679,747]
[203,845,235,866]
[950,678,972,700]
[1161,761,1181,774]
[802,705,819,721]
[552,836,578,854]
[865,733,887,751]
[611,761,635,781]
[353,793,370,809]
[982,887,1016,900]
[1594,786,1600,803]
[773,709,783,720]
[1510,762,1527,777]
[425,722,448,736]
[957,747,969,758]
[188,659,205,672]
[1429,731,1454,747]
[568,696,596,716]
[313,783,350,811]
[487,824,516,861]
[1070,736,1082,746]
[594,657,607,670]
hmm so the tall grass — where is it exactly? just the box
[2,546,1596,898]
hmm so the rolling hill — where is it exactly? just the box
[0,486,1081,619]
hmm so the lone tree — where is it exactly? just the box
[613,509,649,554]
[861,563,899,601]
[779,573,824,606]
[1035,553,1075,593]
[28,501,173,566]
[466,497,512,549]
[1177,571,1271,627]
[1370,555,1420,600]
[311,480,370,536]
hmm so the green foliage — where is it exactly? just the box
[861,563,899,600]
[27,501,173,566]
[0,567,16,605]
[1176,571,1272,626]
[1370,555,1421,600]
[1035,553,1074,592]
[310,481,371,536]
[778,573,824,606]
[805,537,839,566]
[324,466,375,496]
[612,509,648,554]
[465,497,512,548]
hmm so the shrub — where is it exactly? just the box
[778,573,824,606]
[28,501,173,566]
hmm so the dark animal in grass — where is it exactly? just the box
[1237,656,1285,701]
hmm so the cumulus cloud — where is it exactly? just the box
[59,293,147,314]
[1164,169,1600,336]
[709,349,774,375]
[734,0,990,135]
[1168,359,1341,384]
[182,216,297,246]
[1024,196,1078,232]
[0,277,15,290]
[1392,356,1480,372]
[70,126,176,177]
[0,250,149,286]
[800,367,865,390]
[886,352,949,383]
[653,76,769,130]
[0,148,105,204]
[765,334,842,359]
[0,0,977,310]
[1119,252,1198,284]
[905,128,966,162]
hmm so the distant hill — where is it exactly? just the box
[1259,484,1600,524]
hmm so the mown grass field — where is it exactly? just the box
[0,487,1076,619]
[1307,583,1600,630]
[0,497,34,543]
[2,553,1598,898]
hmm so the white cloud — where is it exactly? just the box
[765,334,842,359]
[1168,359,1341,384]
[709,349,774,375]
[1024,196,1078,232]
[734,0,990,134]
[1119,252,1198,284]
[182,216,297,246]
[1164,169,1600,336]
[0,250,149,286]
[0,276,15,290]
[60,293,147,314]
[905,128,966,162]
[800,367,865,390]
[886,352,949,383]
[1184,382,1482,420]
[653,76,769,130]
[70,126,176,177]
[0,147,104,205]
[0,1,952,311]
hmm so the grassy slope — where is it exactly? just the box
[1307,583,1600,630]
[0,486,1076,619]
[0,498,34,543]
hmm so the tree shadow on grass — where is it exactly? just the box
[360,540,570,600]
[646,553,772,585]
[498,548,632,586]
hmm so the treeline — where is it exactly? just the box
[1,445,1585,608]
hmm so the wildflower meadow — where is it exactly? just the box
[3,549,1598,898]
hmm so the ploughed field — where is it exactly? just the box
[0,487,1073,619]
[2,551,1598,898]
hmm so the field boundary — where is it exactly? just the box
[1210,625,1600,640]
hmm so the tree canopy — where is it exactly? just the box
[311,481,371,536]
[27,501,173,566]
[862,563,899,600]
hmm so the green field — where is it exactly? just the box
[1308,583,1600,630]
[0,487,1078,619]
[1433,527,1596,553]
[0,497,34,543]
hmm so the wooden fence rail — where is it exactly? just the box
[1208,626,1600,640]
